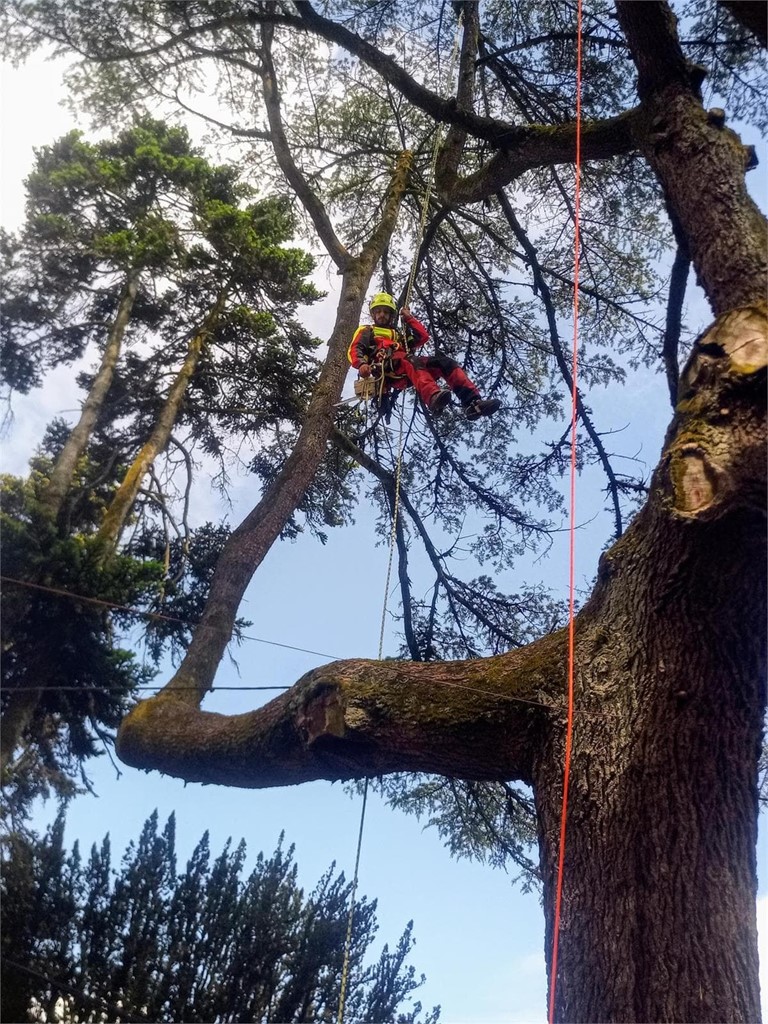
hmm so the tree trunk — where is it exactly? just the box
[95,288,229,556]
[117,303,767,1023]
[4,272,140,768]
[111,5,768,1021]
[0,685,42,776]
[534,506,764,1022]
[615,1,767,315]
[41,270,140,523]
[151,150,413,707]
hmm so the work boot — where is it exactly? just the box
[465,397,501,421]
[428,390,452,415]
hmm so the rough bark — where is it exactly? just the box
[616,1,767,314]
[108,3,768,1021]
[95,289,228,555]
[117,303,767,1023]
[40,270,140,522]
[533,309,767,1022]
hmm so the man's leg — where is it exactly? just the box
[422,354,500,418]
[390,352,445,409]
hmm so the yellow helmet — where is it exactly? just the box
[369,292,397,315]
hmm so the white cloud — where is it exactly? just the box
[1,56,80,231]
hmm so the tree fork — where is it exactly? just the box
[117,303,766,1023]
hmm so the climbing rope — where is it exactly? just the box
[335,16,465,1024]
[403,11,464,312]
[548,2,583,1022]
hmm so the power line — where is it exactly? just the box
[1,578,618,718]
[0,574,344,660]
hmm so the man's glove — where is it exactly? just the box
[358,363,372,378]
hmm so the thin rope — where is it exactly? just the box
[336,385,406,1024]
[335,776,368,1024]
[376,402,406,662]
[336,22,465,1024]
[402,11,463,311]
[548,3,583,1022]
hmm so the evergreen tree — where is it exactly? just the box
[1,120,321,815]
[2,2,766,1019]
[1,812,439,1024]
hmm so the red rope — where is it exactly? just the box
[548,2,583,1021]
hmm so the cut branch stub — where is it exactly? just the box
[665,302,767,518]
[667,445,722,513]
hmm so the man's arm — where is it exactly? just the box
[347,325,377,367]
[400,308,429,350]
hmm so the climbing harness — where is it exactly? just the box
[548,2,583,1022]
[335,15,465,1024]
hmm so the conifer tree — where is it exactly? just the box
[1,121,321,813]
[3,2,766,1019]
[1,812,439,1024]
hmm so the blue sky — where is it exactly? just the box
[2,49,766,1024]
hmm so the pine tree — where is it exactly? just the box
[1,121,321,814]
[1,812,439,1024]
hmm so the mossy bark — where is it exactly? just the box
[114,5,768,1019]
[41,270,140,523]
[117,305,767,1022]
[95,288,228,556]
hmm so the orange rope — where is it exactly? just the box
[548,2,583,1021]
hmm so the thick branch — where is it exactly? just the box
[118,304,766,794]
[259,24,349,270]
[96,289,228,555]
[41,270,139,522]
[615,0,768,313]
[438,1,478,183]
[117,635,562,787]
[436,110,639,204]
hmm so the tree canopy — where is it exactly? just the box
[1,1,766,1021]
[2,810,437,1023]
[1,117,322,823]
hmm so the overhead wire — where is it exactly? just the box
[0,575,343,661]
[3,574,620,718]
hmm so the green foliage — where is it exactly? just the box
[372,775,540,891]
[125,521,252,664]
[2,0,765,883]
[1,119,323,816]
[1,811,440,1024]
[0,472,161,821]
[0,117,228,393]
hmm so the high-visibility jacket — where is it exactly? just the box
[347,312,429,369]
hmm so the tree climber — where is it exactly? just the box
[348,293,501,419]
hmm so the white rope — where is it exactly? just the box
[336,17,465,1024]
